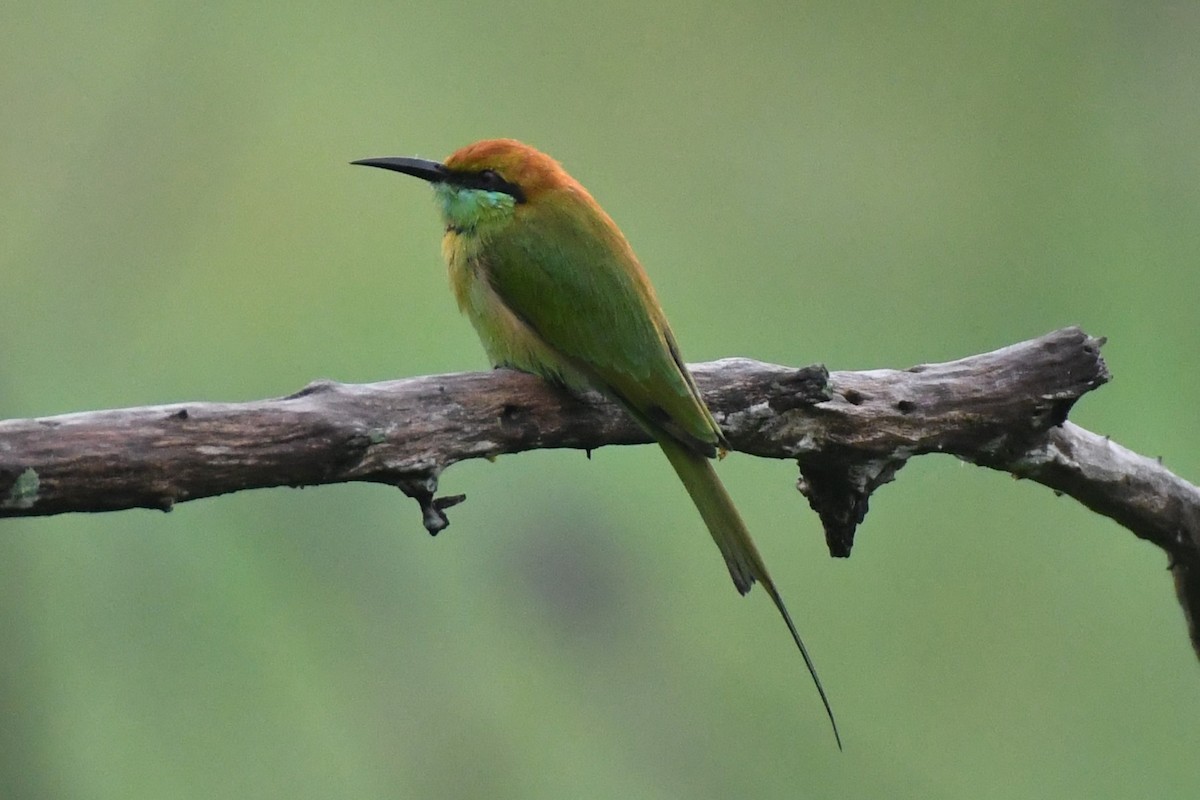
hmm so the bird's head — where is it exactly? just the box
[353,138,580,234]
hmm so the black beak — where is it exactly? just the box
[351,156,448,183]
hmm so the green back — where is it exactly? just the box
[484,194,722,454]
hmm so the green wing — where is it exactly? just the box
[485,198,722,454]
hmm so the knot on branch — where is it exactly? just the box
[765,364,833,412]
[782,326,1112,556]
[393,473,466,535]
[796,455,907,556]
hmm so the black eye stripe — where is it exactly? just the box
[453,170,526,203]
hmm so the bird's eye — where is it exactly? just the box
[479,169,504,189]
[469,168,525,203]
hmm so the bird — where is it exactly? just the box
[353,139,839,746]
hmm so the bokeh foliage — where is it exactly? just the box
[2,2,1198,797]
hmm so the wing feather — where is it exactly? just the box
[485,198,722,453]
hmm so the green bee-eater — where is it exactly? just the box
[355,139,839,746]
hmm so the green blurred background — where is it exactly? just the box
[2,1,1198,797]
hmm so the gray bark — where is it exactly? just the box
[2,327,1197,657]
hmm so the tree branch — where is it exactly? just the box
[2,327,1197,656]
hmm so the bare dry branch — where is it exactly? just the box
[2,327,1197,656]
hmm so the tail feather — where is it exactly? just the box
[658,436,842,750]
